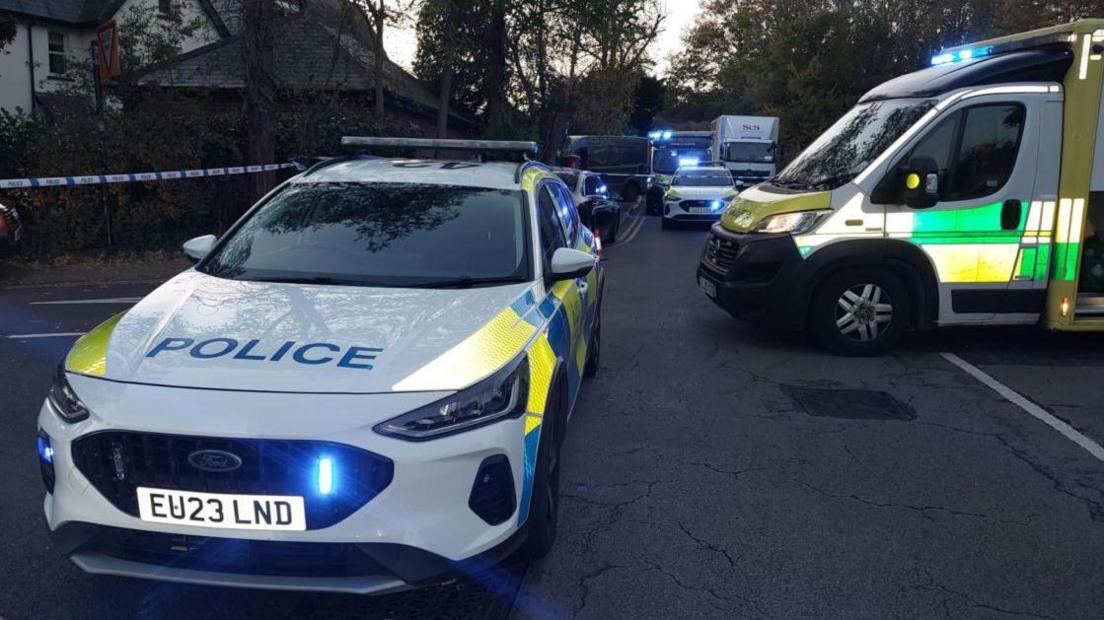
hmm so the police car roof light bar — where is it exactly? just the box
[341,137,539,154]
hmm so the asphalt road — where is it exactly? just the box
[3,214,1104,619]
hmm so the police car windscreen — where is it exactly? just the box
[673,169,733,187]
[201,182,530,287]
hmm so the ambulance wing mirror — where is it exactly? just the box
[901,157,940,210]
[183,234,216,264]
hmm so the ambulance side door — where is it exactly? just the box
[882,90,1057,325]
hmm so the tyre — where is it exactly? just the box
[810,268,910,356]
[661,216,673,230]
[621,183,639,202]
[600,215,618,243]
[604,219,618,244]
[584,304,601,378]
[519,384,563,560]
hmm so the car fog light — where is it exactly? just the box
[37,431,56,493]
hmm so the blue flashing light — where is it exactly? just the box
[37,435,54,464]
[710,200,723,210]
[317,457,334,495]
[678,157,699,167]
[931,45,993,66]
[662,130,673,139]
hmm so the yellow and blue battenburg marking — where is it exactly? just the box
[389,281,588,526]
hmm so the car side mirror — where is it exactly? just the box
[182,234,216,264]
[900,156,940,210]
[547,247,596,282]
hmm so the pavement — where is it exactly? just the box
[3,213,1104,619]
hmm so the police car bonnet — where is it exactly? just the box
[87,271,534,393]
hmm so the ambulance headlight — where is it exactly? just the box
[375,356,529,441]
[753,211,830,235]
[48,363,90,423]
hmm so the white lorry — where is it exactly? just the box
[711,115,780,189]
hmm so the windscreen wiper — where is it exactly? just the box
[247,275,383,286]
[413,276,529,289]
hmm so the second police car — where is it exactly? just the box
[37,138,604,593]
[661,164,739,229]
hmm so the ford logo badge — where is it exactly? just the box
[187,449,243,473]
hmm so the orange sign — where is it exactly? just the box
[96,20,120,80]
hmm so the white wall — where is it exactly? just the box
[0,22,34,113]
[0,0,221,115]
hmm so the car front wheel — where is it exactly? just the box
[810,268,909,356]
[519,385,563,560]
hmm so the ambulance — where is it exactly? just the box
[697,22,1104,355]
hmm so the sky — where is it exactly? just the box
[383,0,703,76]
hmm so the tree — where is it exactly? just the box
[243,0,277,202]
[0,13,16,52]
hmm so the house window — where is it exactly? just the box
[48,32,66,75]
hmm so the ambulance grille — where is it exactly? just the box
[71,431,394,530]
[705,233,739,273]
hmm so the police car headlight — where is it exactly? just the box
[48,363,90,423]
[375,356,530,441]
[753,211,830,235]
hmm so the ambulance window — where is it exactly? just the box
[538,185,568,264]
[946,104,1025,201]
[907,112,959,182]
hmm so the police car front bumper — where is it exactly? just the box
[38,378,534,592]
[663,200,728,222]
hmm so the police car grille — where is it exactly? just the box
[705,233,738,272]
[71,432,394,530]
[681,200,713,210]
[87,527,387,578]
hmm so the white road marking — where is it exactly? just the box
[611,215,647,247]
[30,297,142,305]
[5,332,86,339]
[941,352,1104,463]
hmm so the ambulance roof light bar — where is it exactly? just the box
[341,137,539,155]
[931,22,1090,66]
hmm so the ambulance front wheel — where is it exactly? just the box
[810,268,910,357]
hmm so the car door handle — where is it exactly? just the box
[1001,199,1022,230]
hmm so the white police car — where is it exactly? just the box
[661,165,738,229]
[37,138,603,593]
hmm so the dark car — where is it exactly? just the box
[554,168,624,243]
[0,200,24,259]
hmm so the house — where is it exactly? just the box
[0,0,226,113]
[137,0,479,137]
[0,0,478,137]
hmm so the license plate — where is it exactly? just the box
[699,276,717,298]
[688,207,713,214]
[137,487,306,531]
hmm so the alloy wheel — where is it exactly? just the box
[835,284,893,343]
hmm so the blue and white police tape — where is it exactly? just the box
[0,162,301,190]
